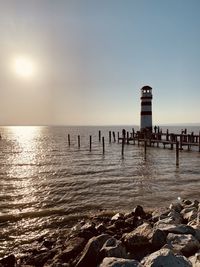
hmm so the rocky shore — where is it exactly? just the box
[1,199,200,267]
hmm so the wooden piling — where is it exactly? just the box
[102,137,105,154]
[133,129,135,145]
[89,135,92,152]
[176,141,179,166]
[127,132,129,144]
[112,131,116,142]
[166,129,169,141]
[99,130,101,142]
[78,135,80,148]
[121,137,124,156]
[180,134,183,150]
[199,132,200,152]
[109,131,111,143]
[117,132,119,143]
[68,134,70,146]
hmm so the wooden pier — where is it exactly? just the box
[118,130,200,152]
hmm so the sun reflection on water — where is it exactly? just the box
[7,126,42,213]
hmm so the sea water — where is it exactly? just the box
[0,125,200,256]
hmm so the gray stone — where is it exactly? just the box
[167,233,200,257]
[168,209,183,223]
[99,257,140,267]
[122,222,166,252]
[57,237,86,262]
[151,229,167,249]
[100,237,127,259]
[122,222,151,251]
[75,234,110,267]
[156,223,196,235]
[169,202,183,213]
[141,248,192,267]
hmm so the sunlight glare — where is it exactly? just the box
[13,56,35,78]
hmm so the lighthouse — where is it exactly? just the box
[140,85,153,132]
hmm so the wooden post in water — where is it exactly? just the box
[127,132,129,144]
[132,129,135,145]
[112,131,116,142]
[117,132,119,143]
[176,141,179,166]
[199,132,200,152]
[68,134,70,146]
[89,135,92,152]
[99,130,101,142]
[109,131,111,143]
[102,137,105,154]
[78,135,80,148]
[121,137,124,156]
[166,129,169,141]
[180,134,183,150]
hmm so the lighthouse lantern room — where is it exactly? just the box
[140,85,153,132]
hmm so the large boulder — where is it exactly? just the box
[122,222,151,251]
[56,236,86,262]
[141,248,192,267]
[122,222,166,252]
[75,234,110,267]
[100,237,127,259]
[155,223,196,235]
[167,233,200,257]
[99,257,140,267]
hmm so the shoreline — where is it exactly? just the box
[1,199,200,266]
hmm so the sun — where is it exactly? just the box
[13,56,35,78]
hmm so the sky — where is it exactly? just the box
[0,0,200,126]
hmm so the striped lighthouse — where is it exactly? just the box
[140,85,153,132]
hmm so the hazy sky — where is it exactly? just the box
[0,0,200,126]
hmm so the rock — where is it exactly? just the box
[77,222,98,240]
[183,199,193,206]
[99,257,140,267]
[133,205,146,218]
[57,237,86,262]
[155,223,196,235]
[111,213,124,221]
[43,239,56,249]
[75,234,110,267]
[100,237,127,259]
[0,254,16,267]
[189,252,200,267]
[151,229,167,249]
[168,210,183,224]
[122,222,151,251]
[194,228,200,242]
[169,202,183,213]
[184,200,199,209]
[26,250,56,266]
[122,222,166,253]
[167,233,200,257]
[183,210,198,222]
[96,223,107,234]
[141,247,192,267]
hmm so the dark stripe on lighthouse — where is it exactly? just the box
[141,96,152,100]
[141,111,152,115]
[141,101,152,106]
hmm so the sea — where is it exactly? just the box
[0,125,200,257]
